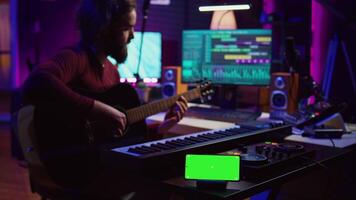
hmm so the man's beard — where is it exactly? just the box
[110,45,128,64]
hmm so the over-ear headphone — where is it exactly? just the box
[105,0,120,21]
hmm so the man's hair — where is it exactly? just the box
[77,0,136,45]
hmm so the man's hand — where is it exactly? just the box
[91,100,127,137]
[158,96,188,134]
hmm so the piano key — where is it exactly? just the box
[165,141,185,147]
[184,137,203,143]
[200,133,218,139]
[146,145,163,151]
[139,146,159,153]
[151,143,172,150]
[176,139,195,145]
[127,147,151,155]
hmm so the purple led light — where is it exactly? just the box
[311,1,329,84]
[263,0,275,29]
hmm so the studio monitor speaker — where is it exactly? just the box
[161,66,187,98]
[270,72,299,119]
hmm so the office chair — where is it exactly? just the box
[17,105,79,200]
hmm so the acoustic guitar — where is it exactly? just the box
[33,82,213,187]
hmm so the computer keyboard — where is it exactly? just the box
[185,106,261,123]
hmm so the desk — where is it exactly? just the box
[163,143,356,200]
[147,111,356,200]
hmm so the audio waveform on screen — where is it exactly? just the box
[202,65,270,85]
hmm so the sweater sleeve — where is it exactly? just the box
[22,49,94,113]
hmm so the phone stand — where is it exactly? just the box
[196,180,227,190]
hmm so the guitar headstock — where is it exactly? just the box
[197,81,214,103]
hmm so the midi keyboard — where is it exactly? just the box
[104,124,292,175]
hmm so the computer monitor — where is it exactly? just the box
[108,32,162,82]
[182,29,272,85]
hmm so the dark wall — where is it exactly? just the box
[17,0,187,83]
[18,0,80,84]
[184,0,213,30]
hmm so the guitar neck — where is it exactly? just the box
[126,88,201,125]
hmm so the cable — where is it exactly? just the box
[329,137,336,148]
[216,10,232,30]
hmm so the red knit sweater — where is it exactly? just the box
[23,47,120,113]
[22,47,160,135]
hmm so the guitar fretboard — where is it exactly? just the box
[126,88,201,125]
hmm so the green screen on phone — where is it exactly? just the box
[185,154,240,181]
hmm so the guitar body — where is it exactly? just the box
[34,83,147,187]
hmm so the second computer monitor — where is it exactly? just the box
[108,32,162,82]
[182,29,272,85]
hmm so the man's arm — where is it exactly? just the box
[22,49,94,113]
[22,49,127,137]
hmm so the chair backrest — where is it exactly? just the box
[17,105,63,191]
[17,105,43,167]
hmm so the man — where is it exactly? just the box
[22,0,187,198]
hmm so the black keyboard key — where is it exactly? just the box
[214,132,225,138]
[128,147,142,154]
[167,140,188,146]
[160,142,177,148]
[214,131,233,136]
[208,133,225,139]
[150,144,170,150]
[175,139,193,145]
[182,138,199,144]
[220,130,237,136]
[128,147,151,155]
[140,146,159,153]
[146,145,162,152]
[185,137,204,143]
[178,139,196,145]
[166,141,185,147]
[200,133,218,139]
[196,135,211,141]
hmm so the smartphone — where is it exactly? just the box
[185,154,240,181]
